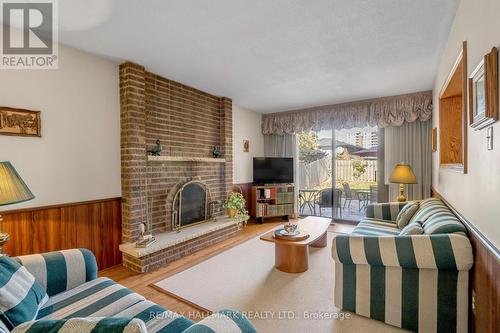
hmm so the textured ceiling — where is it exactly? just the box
[55,0,458,112]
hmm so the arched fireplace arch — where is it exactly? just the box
[171,180,212,230]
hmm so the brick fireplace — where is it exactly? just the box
[119,62,239,272]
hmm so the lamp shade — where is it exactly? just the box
[389,164,417,184]
[0,161,34,206]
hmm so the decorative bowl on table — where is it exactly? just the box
[283,222,298,235]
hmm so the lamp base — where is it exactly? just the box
[397,184,407,202]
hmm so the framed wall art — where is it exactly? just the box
[469,47,498,130]
[0,107,41,137]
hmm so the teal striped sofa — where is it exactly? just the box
[332,198,474,333]
[0,249,257,333]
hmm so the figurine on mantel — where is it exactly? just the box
[135,223,156,248]
[148,139,162,156]
[212,145,221,158]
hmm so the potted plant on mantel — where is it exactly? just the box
[222,192,249,228]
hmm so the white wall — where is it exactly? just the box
[433,0,500,248]
[0,44,121,210]
[232,105,264,184]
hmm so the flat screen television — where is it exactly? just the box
[253,157,294,184]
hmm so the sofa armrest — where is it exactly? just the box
[14,248,98,297]
[365,202,408,221]
[12,318,146,333]
[332,234,473,271]
[181,309,257,333]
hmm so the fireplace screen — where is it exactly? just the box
[172,181,209,230]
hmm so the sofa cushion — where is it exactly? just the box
[181,310,257,333]
[351,218,400,236]
[409,198,449,224]
[14,249,98,297]
[12,317,147,333]
[114,300,194,333]
[0,255,49,330]
[422,211,467,235]
[0,319,8,333]
[396,201,419,229]
[37,277,145,320]
[365,202,407,221]
[399,221,423,235]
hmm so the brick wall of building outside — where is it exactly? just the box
[120,62,233,244]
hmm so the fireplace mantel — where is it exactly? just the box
[147,156,226,163]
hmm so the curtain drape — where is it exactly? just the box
[262,91,432,134]
[384,120,432,201]
[264,134,299,216]
[264,134,296,157]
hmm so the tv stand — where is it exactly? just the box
[251,184,295,223]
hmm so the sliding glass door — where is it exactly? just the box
[298,126,381,222]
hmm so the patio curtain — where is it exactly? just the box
[264,134,297,157]
[264,134,299,216]
[262,91,432,134]
[384,119,432,200]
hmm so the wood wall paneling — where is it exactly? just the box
[469,229,499,333]
[432,189,499,333]
[0,197,122,270]
[2,212,33,256]
[33,208,62,253]
[233,183,252,212]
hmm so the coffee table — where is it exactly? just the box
[260,217,331,273]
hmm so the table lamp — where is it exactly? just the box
[0,161,35,250]
[389,164,417,202]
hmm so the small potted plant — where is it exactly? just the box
[222,192,246,218]
[222,192,250,228]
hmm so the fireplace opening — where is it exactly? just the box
[172,180,211,230]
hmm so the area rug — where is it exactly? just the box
[153,230,406,333]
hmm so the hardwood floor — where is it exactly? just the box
[100,218,354,319]
[100,219,281,317]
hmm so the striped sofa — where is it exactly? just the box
[1,249,257,333]
[332,198,474,333]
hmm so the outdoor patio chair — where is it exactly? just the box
[315,188,342,218]
[342,182,368,211]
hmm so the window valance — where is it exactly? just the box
[261,91,432,134]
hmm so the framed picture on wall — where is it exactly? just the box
[0,107,41,137]
[243,140,249,152]
[469,47,498,130]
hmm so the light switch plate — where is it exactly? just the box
[487,126,493,150]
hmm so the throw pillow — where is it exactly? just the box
[0,255,48,330]
[12,318,147,333]
[399,221,424,235]
[396,201,420,229]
